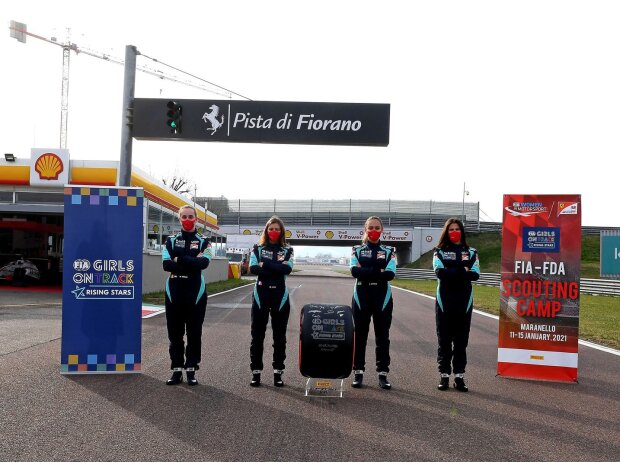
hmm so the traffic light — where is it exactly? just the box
[166,101,182,134]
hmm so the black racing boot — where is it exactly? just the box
[454,374,469,392]
[250,370,261,387]
[186,367,198,386]
[378,372,391,390]
[437,374,450,391]
[351,370,364,388]
[166,368,183,385]
[274,370,284,387]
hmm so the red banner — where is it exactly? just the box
[497,194,581,382]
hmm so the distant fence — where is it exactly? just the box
[395,268,620,296]
[467,222,619,236]
[208,198,480,227]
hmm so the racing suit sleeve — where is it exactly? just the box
[350,246,378,280]
[376,249,397,281]
[162,237,183,273]
[351,266,380,280]
[466,250,481,281]
[376,269,395,281]
[433,250,466,280]
[249,245,260,275]
[261,247,294,275]
[177,240,212,270]
[250,245,273,276]
[249,265,265,276]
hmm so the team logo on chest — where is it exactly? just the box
[261,250,274,260]
[377,251,386,260]
[174,239,185,248]
[190,241,200,250]
[442,251,456,260]
[277,251,286,261]
[461,251,469,261]
[360,250,372,258]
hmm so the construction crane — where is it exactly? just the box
[9,20,232,149]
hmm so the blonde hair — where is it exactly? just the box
[259,216,287,246]
[362,216,384,244]
[178,205,197,217]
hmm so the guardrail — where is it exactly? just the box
[465,222,620,235]
[395,268,620,296]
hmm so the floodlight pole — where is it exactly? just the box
[462,182,469,223]
[119,45,138,187]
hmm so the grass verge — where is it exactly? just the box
[405,233,603,278]
[143,278,254,306]
[391,279,619,350]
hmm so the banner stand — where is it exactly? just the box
[497,194,581,383]
[60,185,143,374]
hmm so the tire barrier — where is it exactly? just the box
[299,304,354,379]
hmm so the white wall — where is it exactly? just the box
[411,227,443,262]
[142,254,229,294]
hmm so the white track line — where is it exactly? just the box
[0,303,62,308]
[143,283,254,318]
[392,285,620,356]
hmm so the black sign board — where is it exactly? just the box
[132,99,390,146]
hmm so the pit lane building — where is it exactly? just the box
[0,148,226,287]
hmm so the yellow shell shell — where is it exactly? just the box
[325,231,334,239]
[35,153,64,180]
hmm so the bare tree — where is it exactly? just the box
[162,170,195,198]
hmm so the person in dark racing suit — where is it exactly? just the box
[249,216,294,388]
[162,205,212,386]
[350,216,397,390]
[433,218,480,392]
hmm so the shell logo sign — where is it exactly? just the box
[325,231,334,239]
[30,148,70,186]
[34,153,64,180]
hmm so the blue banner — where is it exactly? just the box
[600,231,620,278]
[522,227,561,253]
[61,186,143,374]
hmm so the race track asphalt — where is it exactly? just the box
[0,272,618,462]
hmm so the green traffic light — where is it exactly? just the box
[166,100,182,133]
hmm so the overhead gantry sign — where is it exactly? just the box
[132,99,390,147]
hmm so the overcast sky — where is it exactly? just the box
[3,1,620,235]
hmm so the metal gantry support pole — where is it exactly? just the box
[429,200,433,227]
[119,45,138,187]
[462,182,466,222]
[349,199,352,226]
